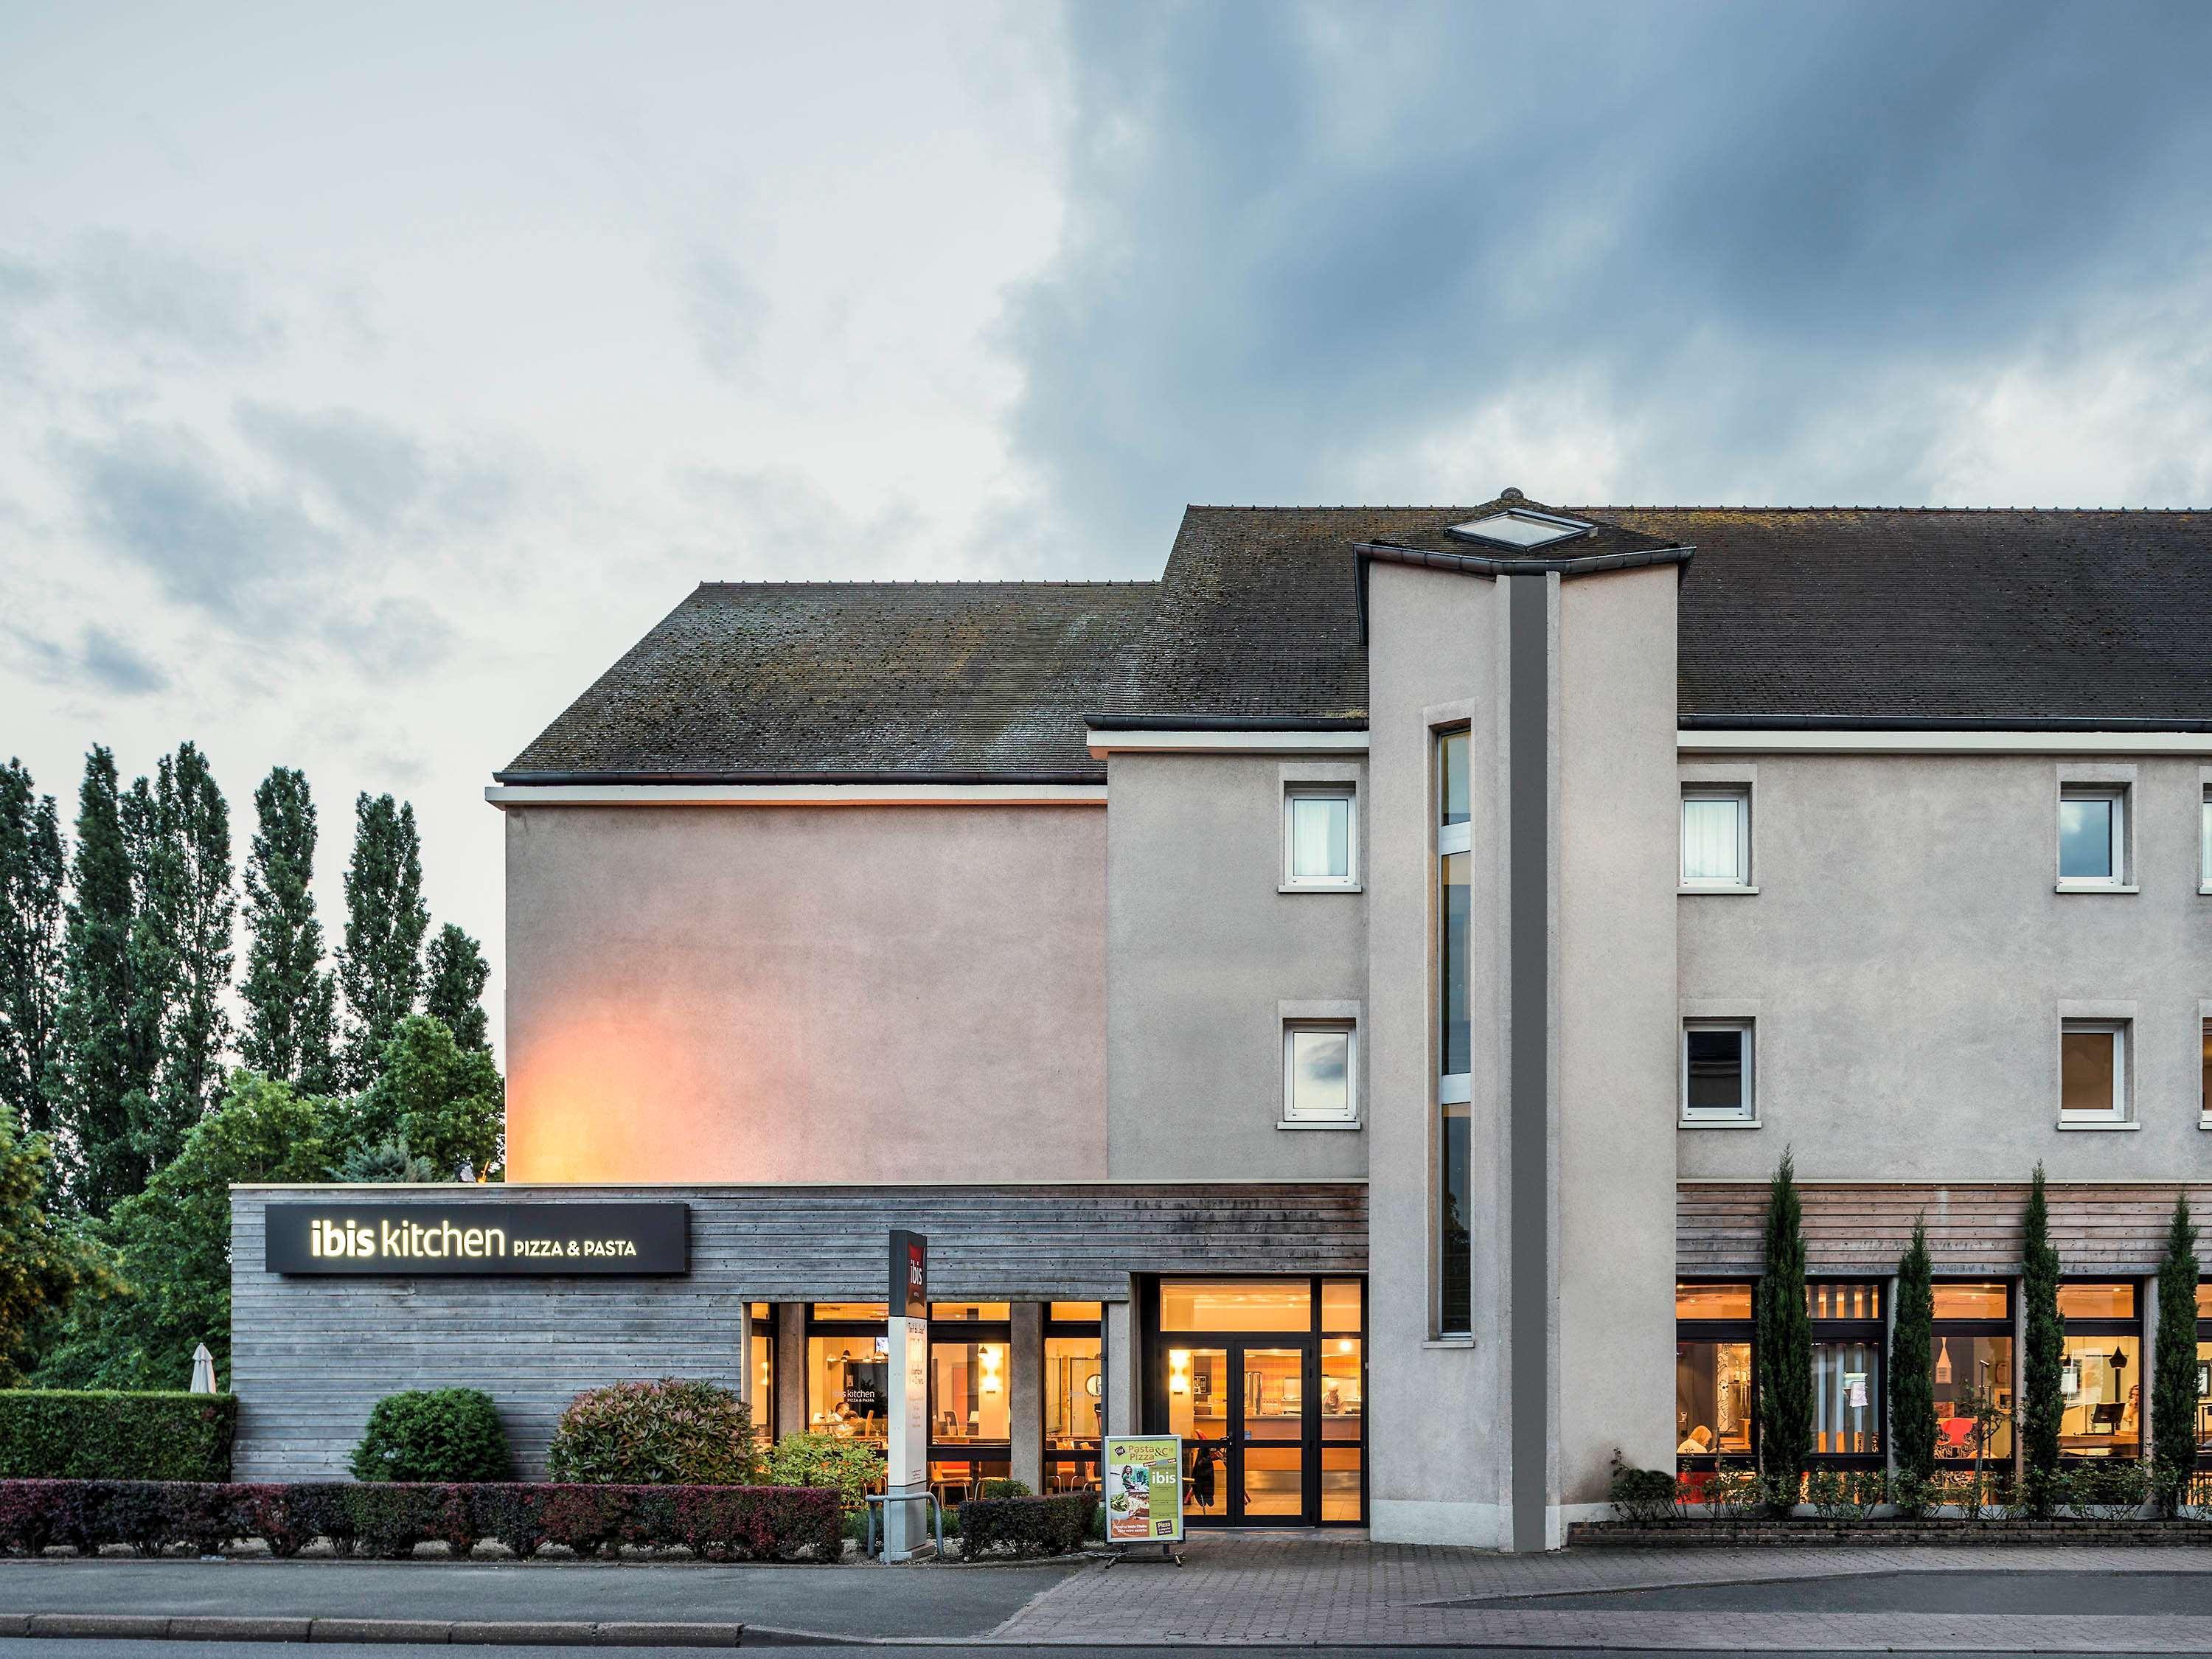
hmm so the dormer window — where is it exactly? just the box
[1446,508,1591,550]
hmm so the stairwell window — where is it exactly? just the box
[1436,727,1472,1338]
[1681,787,1751,890]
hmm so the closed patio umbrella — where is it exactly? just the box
[189,1343,218,1394]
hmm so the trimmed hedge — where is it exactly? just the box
[352,1390,511,1484]
[0,1393,236,1482]
[957,1492,1097,1559]
[0,1480,842,1561]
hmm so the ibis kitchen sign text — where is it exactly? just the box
[265,1202,689,1276]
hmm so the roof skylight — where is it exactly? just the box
[1447,509,1591,550]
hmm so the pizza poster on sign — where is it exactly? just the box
[1102,1435,1183,1544]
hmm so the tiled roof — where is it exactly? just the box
[498,580,1156,782]
[502,504,2212,781]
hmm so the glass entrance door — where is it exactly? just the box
[1167,1343,1306,1522]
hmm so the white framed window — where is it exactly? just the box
[2057,785,2129,888]
[1681,787,1751,890]
[2199,787,2211,891]
[1681,1020,1755,1124]
[2059,1019,2129,1125]
[1282,1021,1357,1126]
[1282,785,1357,890]
[2200,1012,2211,1128]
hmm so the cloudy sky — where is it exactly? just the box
[6,0,2211,1057]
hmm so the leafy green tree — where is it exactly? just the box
[1756,1149,1812,1503]
[37,1072,334,1389]
[0,759,66,1138]
[1890,1217,1936,1490]
[240,767,338,1092]
[0,1111,112,1384]
[345,1014,502,1180]
[338,794,427,1089]
[2152,1194,2199,1509]
[124,744,234,1170]
[2021,1163,2065,1514]
[46,748,147,1214]
[422,923,490,1053]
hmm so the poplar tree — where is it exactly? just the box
[422,923,491,1054]
[240,768,338,1092]
[2152,1195,2199,1511]
[1890,1217,1937,1492]
[46,748,145,1214]
[1756,1149,1813,1506]
[338,794,427,1090]
[0,761,66,1138]
[2021,1163,2065,1514]
[148,743,233,1158]
[116,765,180,1179]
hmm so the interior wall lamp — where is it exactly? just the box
[1169,1348,1191,1395]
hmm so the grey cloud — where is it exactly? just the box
[1003,0,2212,556]
[679,246,768,383]
[8,622,170,695]
[64,229,281,364]
[324,594,459,679]
[236,401,430,532]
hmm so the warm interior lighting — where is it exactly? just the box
[1336,1338,1354,1354]
[1169,1348,1191,1395]
[981,1345,1003,1394]
[1935,1338,1952,1385]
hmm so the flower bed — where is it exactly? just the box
[0,1480,842,1562]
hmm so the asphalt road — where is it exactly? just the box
[2,1648,2204,1659]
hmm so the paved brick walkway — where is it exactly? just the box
[990,1532,2212,1649]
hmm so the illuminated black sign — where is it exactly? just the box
[264,1202,689,1276]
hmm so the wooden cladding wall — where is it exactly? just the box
[230,1182,1366,1478]
[1680,1181,2212,1279]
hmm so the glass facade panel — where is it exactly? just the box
[1321,1339,1361,1436]
[1675,1340,1753,1458]
[1676,1282,1753,1321]
[2199,1284,2212,1321]
[1808,1282,1882,1320]
[1933,1335,2014,1461]
[2060,1335,2143,1458]
[1242,1446,1304,1516]
[929,1339,1009,1444]
[1168,1348,1230,1515]
[1288,791,1352,882]
[929,1302,1010,1321]
[807,1335,888,1441]
[1242,1349,1302,1441]
[1441,850,1471,1076]
[750,1322,775,1445]
[811,1302,888,1322]
[1933,1282,2009,1321]
[1439,728,1470,826]
[1160,1280,1312,1332]
[1050,1301,1103,1323]
[2059,793,2115,880]
[1321,1279,1361,1331]
[2058,1283,2136,1320]
[2197,1340,2212,1464]
[1045,1335,1102,1450]
[1812,1341,1881,1455]
[1321,1445,1363,1521]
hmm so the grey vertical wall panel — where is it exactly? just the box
[231,1182,1366,1478]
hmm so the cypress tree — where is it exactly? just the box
[116,765,180,1180]
[422,923,491,1053]
[241,768,338,1092]
[2021,1162,2065,1513]
[0,761,66,1138]
[1756,1148,1814,1503]
[338,794,427,1090]
[149,743,233,1159]
[1891,1216,1937,1490]
[2152,1194,2199,1510]
[46,748,146,1214]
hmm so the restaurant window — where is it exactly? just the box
[1321,1279,1364,1521]
[930,1302,1011,1322]
[1807,1281,1882,1461]
[1161,1279,1312,1333]
[2057,1281,2142,1462]
[2197,1283,2212,1467]
[1436,727,1472,1336]
[2058,785,2127,886]
[1933,1281,2014,1464]
[1675,1282,1754,1466]
[928,1302,1011,1502]
[1283,785,1357,890]
[1681,787,1750,889]
[2060,1020,2129,1125]
[805,1301,888,1443]
[1283,1021,1357,1125]
[1682,1020,1754,1124]
[749,1302,776,1447]
[1044,1303,1104,1495]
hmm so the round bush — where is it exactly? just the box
[762,1431,884,1510]
[546,1378,757,1486]
[349,1388,511,1484]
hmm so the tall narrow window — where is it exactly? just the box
[2058,786,2126,886]
[2059,1020,2128,1124]
[1680,788,1750,888]
[1436,728,1472,1336]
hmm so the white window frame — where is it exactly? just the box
[1437,789,1472,1107]
[1680,786,1753,891]
[1281,1018,1360,1129]
[2056,779,2132,891]
[2058,1017,2131,1127]
[2199,776,2211,894]
[2198,1002,2211,1130]
[1680,1018,1756,1127]
[1281,782,1360,892]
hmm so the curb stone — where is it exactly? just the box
[4,1613,749,1646]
